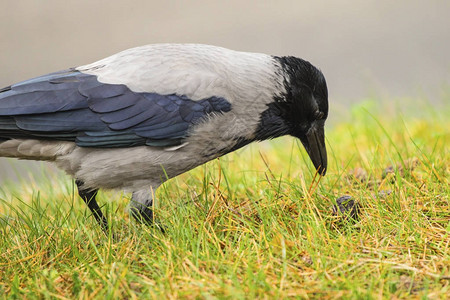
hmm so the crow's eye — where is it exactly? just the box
[315,110,324,119]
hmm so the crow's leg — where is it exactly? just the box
[75,179,108,230]
[130,189,154,225]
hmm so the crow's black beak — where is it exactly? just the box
[299,123,327,175]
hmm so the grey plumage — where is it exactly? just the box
[0,44,328,229]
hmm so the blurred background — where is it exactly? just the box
[1,0,449,182]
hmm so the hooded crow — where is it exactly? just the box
[0,44,328,229]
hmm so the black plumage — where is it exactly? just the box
[0,69,231,147]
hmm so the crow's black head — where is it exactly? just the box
[256,56,328,175]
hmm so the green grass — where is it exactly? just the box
[0,98,449,299]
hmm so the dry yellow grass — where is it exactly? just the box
[0,99,449,298]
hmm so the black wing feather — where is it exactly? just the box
[0,69,231,147]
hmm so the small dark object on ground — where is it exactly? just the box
[382,157,419,179]
[347,167,368,183]
[382,165,395,179]
[331,195,360,221]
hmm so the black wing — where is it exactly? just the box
[0,69,231,147]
